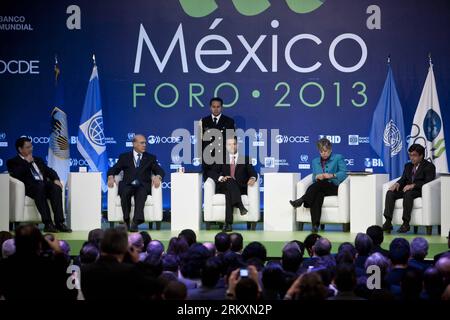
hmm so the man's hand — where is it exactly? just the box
[323,173,334,179]
[152,175,162,188]
[54,180,63,189]
[389,182,400,192]
[107,175,115,188]
[403,184,415,192]
[247,177,256,186]
[227,268,240,297]
[220,176,233,182]
[247,265,262,292]
[316,174,324,180]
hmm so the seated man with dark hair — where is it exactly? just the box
[382,143,436,233]
[7,137,71,233]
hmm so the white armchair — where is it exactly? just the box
[382,177,440,235]
[107,173,163,229]
[296,174,350,231]
[203,177,260,230]
[9,176,65,229]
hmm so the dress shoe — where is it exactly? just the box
[397,224,410,233]
[239,206,248,216]
[44,223,59,233]
[382,220,393,232]
[289,198,303,208]
[222,223,233,232]
[56,223,72,233]
[311,225,319,233]
[129,222,139,232]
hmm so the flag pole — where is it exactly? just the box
[387,54,391,65]
[92,53,96,66]
[428,52,432,66]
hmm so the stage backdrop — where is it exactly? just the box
[1,0,449,208]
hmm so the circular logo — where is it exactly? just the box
[383,120,402,156]
[88,116,106,146]
[423,109,442,142]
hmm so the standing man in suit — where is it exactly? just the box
[7,137,71,233]
[200,97,235,180]
[207,136,257,232]
[382,144,436,233]
[107,134,165,232]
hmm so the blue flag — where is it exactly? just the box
[77,64,109,192]
[369,65,407,179]
[48,60,70,183]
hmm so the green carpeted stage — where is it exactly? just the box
[56,222,448,259]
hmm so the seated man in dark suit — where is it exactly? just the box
[206,136,257,232]
[200,97,235,180]
[107,134,165,232]
[382,144,436,233]
[7,137,71,233]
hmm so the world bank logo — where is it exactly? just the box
[179,0,326,17]
[88,116,106,147]
[383,120,402,157]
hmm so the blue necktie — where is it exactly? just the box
[136,153,141,168]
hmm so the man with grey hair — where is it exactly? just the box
[408,237,431,273]
[107,134,165,232]
[1,239,15,259]
[128,233,145,261]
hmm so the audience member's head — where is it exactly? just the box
[180,243,210,279]
[215,232,231,253]
[423,267,446,300]
[235,278,259,301]
[436,255,450,284]
[162,254,179,273]
[410,237,429,261]
[304,233,322,257]
[0,231,13,251]
[282,247,303,273]
[100,228,128,257]
[365,252,390,281]
[178,229,196,246]
[297,272,328,300]
[401,269,423,300]
[147,240,165,256]
[242,242,267,264]
[366,225,384,247]
[167,237,188,256]
[2,239,15,259]
[128,233,144,253]
[312,238,331,257]
[336,249,355,265]
[334,263,357,292]
[338,242,357,257]
[79,242,99,264]
[202,242,216,257]
[389,238,410,266]
[14,224,44,256]
[88,228,104,247]
[229,232,243,253]
[355,233,373,257]
[262,262,285,294]
[163,281,187,300]
[201,257,221,288]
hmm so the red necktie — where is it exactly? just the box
[230,156,236,179]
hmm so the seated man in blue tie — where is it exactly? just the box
[107,134,165,232]
[382,144,436,233]
[206,136,257,232]
[7,137,71,233]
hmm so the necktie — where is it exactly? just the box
[136,153,141,168]
[412,165,417,182]
[213,117,218,125]
[30,162,42,181]
[230,155,236,179]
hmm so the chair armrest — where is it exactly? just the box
[421,178,441,224]
[9,177,25,221]
[107,176,120,211]
[203,178,215,214]
[151,179,163,216]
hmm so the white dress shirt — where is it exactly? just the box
[133,150,142,167]
[19,154,43,180]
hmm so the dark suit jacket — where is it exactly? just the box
[7,155,59,195]
[396,159,436,192]
[107,151,165,195]
[201,114,235,167]
[206,155,257,195]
